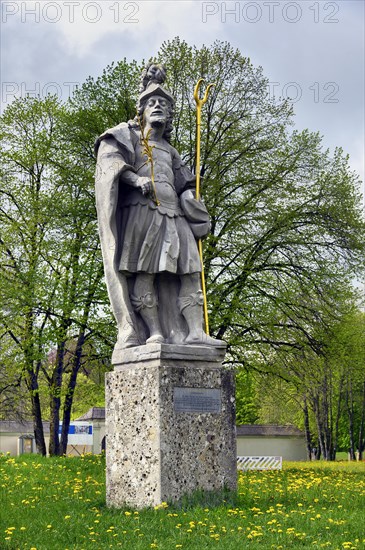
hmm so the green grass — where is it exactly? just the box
[1,453,364,549]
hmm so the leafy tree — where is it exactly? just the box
[244,304,365,461]
[0,96,107,454]
[0,96,64,454]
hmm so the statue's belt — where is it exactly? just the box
[120,197,184,217]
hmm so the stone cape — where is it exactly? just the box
[95,122,210,347]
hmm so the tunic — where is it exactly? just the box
[118,132,202,275]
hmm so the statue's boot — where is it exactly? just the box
[115,332,140,349]
[178,291,225,347]
[114,319,140,350]
[131,292,164,344]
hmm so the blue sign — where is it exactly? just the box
[58,423,93,435]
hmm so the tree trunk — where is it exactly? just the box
[358,380,365,460]
[303,397,312,460]
[60,332,86,455]
[25,370,46,455]
[333,374,345,462]
[48,339,66,456]
[346,379,356,461]
[315,443,321,460]
[312,393,326,459]
[322,372,333,460]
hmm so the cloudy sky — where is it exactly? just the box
[1,0,364,188]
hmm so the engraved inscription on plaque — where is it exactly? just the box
[174,387,221,414]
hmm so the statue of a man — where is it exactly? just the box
[95,64,223,350]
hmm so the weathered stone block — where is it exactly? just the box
[106,344,236,508]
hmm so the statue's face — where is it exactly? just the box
[144,95,169,127]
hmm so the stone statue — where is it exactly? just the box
[95,63,224,351]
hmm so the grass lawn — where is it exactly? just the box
[1,453,364,549]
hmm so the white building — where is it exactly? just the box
[237,424,307,461]
[0,407,105,456]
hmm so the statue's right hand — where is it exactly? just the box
[136,176,153,196]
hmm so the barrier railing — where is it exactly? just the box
[237,456,283,471]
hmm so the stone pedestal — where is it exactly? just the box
[106,343,236,508]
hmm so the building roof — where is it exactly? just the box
[236,424,304,437]
[0,420,50,434]
[75,407,106,421]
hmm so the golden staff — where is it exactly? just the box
[194,78,214,335]
[137,112,160,206]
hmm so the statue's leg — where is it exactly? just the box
[178,274,224,346]
[132,273,164,344]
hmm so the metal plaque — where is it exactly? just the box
[174,387,221,414]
